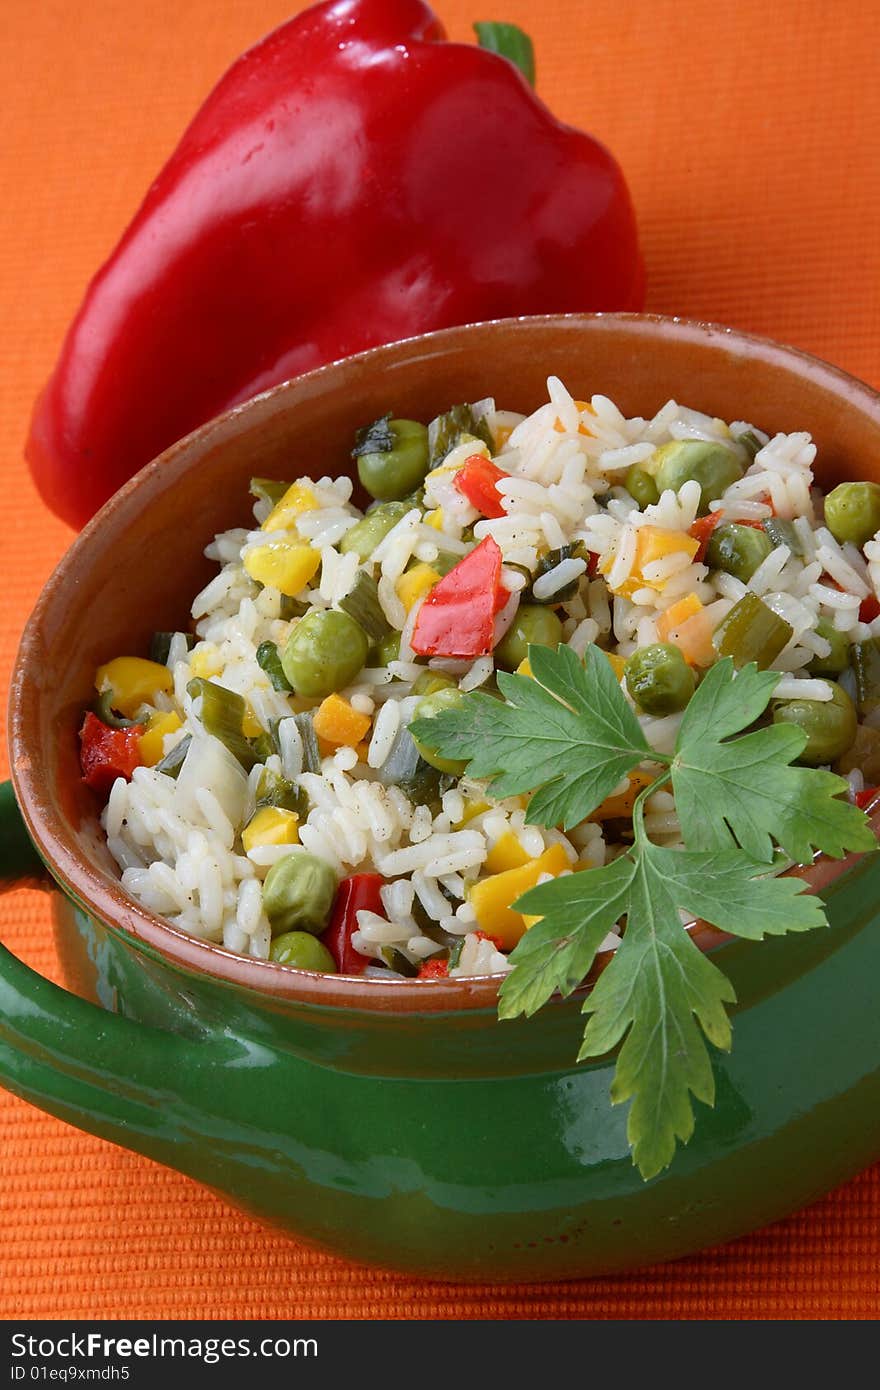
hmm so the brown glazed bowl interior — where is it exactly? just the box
[10,313,880,1010]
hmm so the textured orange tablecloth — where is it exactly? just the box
[2,0,879,1321]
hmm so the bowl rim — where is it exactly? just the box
[9,310,880,1013]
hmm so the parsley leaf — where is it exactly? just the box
[409,644,651,829]
[673,658,876,863]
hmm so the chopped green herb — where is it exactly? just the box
[351,412,396,459]
[427,403,494,468]
[256,640,293,692]
[413,643,875,1179]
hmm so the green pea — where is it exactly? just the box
[339,501,411,560]
[281,609,369,698]
[372,630,401,667]
[411,686,468,775]
[705,521,773,582]
[652,440,743,515]
[823,482,880,547]
[625,464,660,509]
[772,682,858,766]
[494,605,564,671]
[807,618,850,677]
[356,419,430,501]
[270,931,337,973]
[262,852,338,936]
[411,670,456,697]
[624,642,695,715]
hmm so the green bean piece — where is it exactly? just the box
[850,636,880,715]
[736,430,764,461]
[625,464,660,510]
[624,643,695,715]
[249,478,291,508]
[411,687,468,774]
[339,501,411,560]
[411,670,457,697]
[270,931,337,972]
[186,678,258,771]
[256,640,293,692]
[262,852,338,936]
[762,517,804,556]
[93,689,140,730]
[279,595,309,621]
[372,630,401,667]
[652,440,744,515]
[529,545,585,603]
[823,482,880,547]
[377,725,453,809]
[447,939,465,971]
[807,619,850,677]
[705,522,773,582]
[352,414,430,501]
[338,571,392,642]
[291,711,322,774]
[280,609,369,698]
[255,766,308,818]
[427,403,494,468]
[494,606,563,671]
[155,734,191,779]
[149,631,195,666]
[378,946,420,977]
[772,683,858,766]
[712,593,793,669]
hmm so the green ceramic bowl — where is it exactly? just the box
[4,314,880,1280]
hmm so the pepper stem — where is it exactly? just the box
[473,22,536,86]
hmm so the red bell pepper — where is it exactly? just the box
[453,456,509,519]
[688,510,724,563]
[418,958,449,979]
[860,594,880,624]
[321,873,385,976]
[855,787,879,811]
[79,712,144,799]
[26,0,643,530]
[412,536,503,658]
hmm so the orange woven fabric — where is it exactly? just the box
[2,0,879,1321]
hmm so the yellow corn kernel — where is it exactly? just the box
[94,656,174,719]
[396,563,440,614]
[590,768,656,822]
[241,703,263,738]
[484,831,530,875]
[516,657,533,678]
[262,481,318,532]
[468,844,570,949]
[188,643,223,679]
[242,806,300,853]
[604,651,627,681]
[138,712,183,766]
[424,508,444,530]
[243,541,320,597]
[601,526,700,598]
[313,693,372,748]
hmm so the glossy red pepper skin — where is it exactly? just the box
[26,0,643,530]
[453,455,509,519]
[321,872,385,976]
[688,510,724,562]
[855,787,879,811]
[79,712,144,799]
[412,535,503,657]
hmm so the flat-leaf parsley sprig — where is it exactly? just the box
[409,644,877,1180]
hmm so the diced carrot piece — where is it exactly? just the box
[313,693,372,747]
[590,768,655,822]
[657,593,702,642]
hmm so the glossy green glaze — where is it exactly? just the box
[3,785,880,1279]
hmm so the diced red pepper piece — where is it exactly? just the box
[855,787,879,811]
[418,958,449,979]
[738,518,769,530]
[320,873,384,976]
[688,510,724,562]
[586,549,600,577]
[79,711,144,800]
[860,594,880,624]
[453,455,509,519]
[475,929,504,951]
[411,536,503,658]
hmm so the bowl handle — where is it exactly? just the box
[0,780,218,1165]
